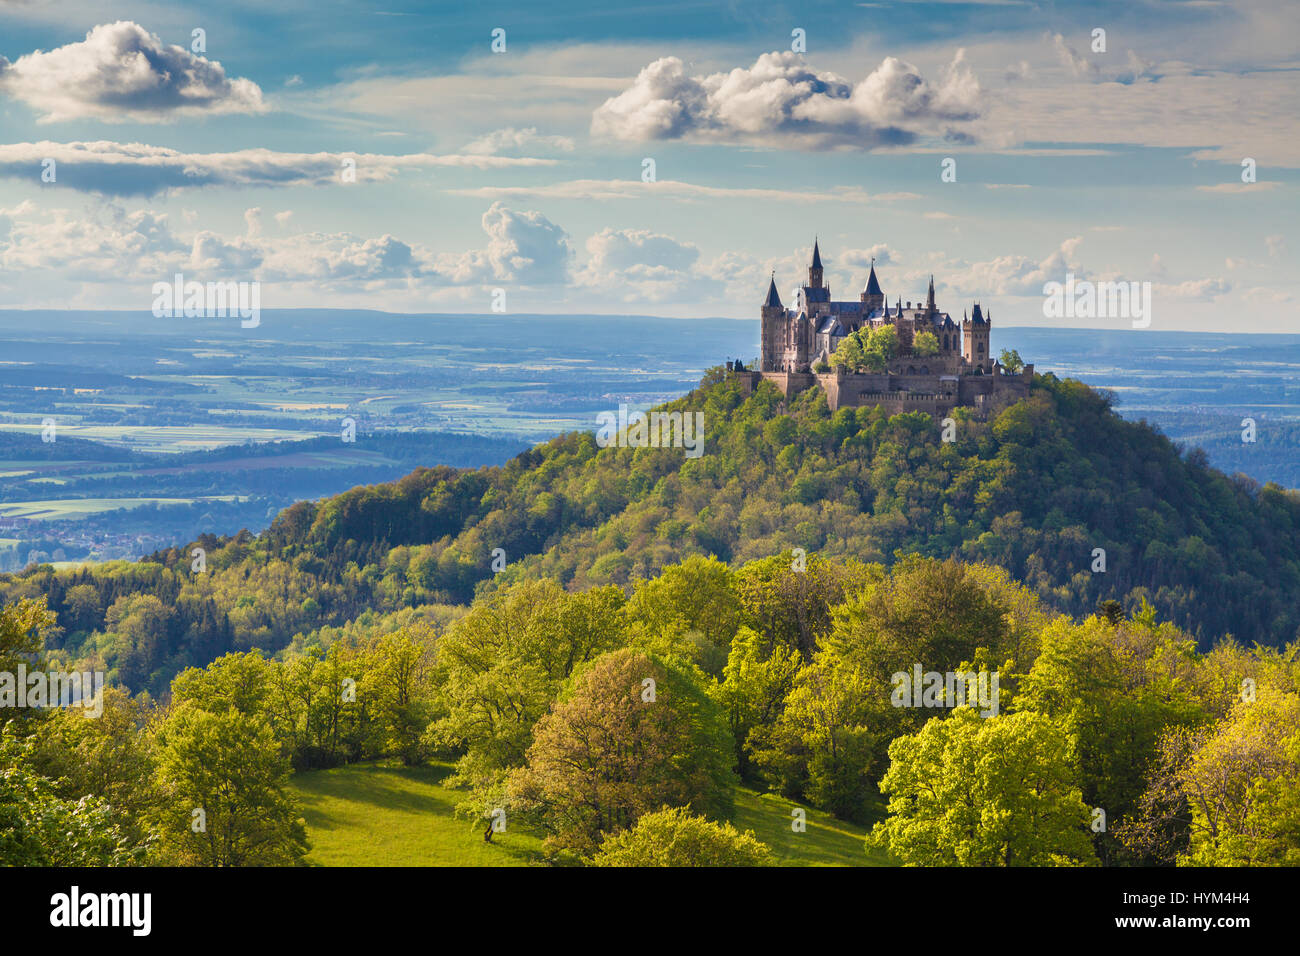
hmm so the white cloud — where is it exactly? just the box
[1155,277,1231,300]
[591,50,981,149]
[945,236,1084,297]
[436,202,572,285]
[463,127,576,155]
[0,141,559,196]
[0,203,185,280]
[575,228,703,302]
[0,21,266,122]
[839,245,894,268]
[449,178,919,204]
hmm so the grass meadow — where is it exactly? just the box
[289,761,890,867]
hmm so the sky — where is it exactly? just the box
[0,0,1296,330]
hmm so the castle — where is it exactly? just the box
[730,240,1033,417]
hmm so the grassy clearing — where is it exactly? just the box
[289,761,890,867]
[290,761,545,867]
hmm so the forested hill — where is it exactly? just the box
[5,368,1299,693]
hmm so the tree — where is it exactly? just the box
[25,687,157,848]
[149,703,308,866]
[366,628,434,765]
[508,648,736,854]
[0,598,53,729]
[0,751,140,866]
[825,556,1017,721]
[624,554,741,676]
[711,626,802,779]
[749,652,877,819]
[999,348,1025,373]
[1120,689,1300,866]
[592,807,771,866]
[1017,614,1209,862]
[430,580,625,798]
[864,325,901,370]
[913,331,939,357]
[733,551,876,660]
[870,708,1097,866]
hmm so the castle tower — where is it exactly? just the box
[760,274,784,372]
[925,275,936,316]
[962,301,991,372]
[794,310,811,372]
[808,238,824,290]
[860,258,885,312]
[892,296,913,353]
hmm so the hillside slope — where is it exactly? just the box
[5,369,1298,692]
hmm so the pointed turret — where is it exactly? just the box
[864,261,882,296]
[926,274,936,314]
[808,238,824,290]
[760,272,785,372]
[860,257,885,312]
[764,273,783,309]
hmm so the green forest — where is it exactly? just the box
[2,369,1298,866]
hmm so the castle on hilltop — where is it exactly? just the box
[729,240,1033,417]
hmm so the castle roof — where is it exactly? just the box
[970,302,986,324]
[764,275,782,308]
[811,239,823,269]
[864,263,882,296]
[816,316,844,335]
[802,286,831,303]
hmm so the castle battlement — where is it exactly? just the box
[737,240,1032,416]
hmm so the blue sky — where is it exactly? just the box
[0,0,1296,330]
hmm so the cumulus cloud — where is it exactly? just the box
[575,228,703,302]
[0,21,266,122]
[258,233,424,284]
[0,141,559,196]
[0,203,186,280]
[944,236,1085,297]
[436,202,572,285]
[591,50,981,149]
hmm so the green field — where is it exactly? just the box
[289,762,890,867]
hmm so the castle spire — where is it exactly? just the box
[812,238,822,269]
[863,259,882,296]
[763,272,783,309]
[808,238,824,290]
[926,274,936,313]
